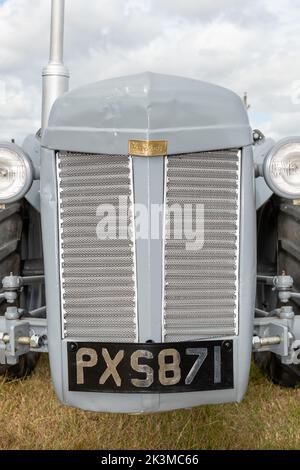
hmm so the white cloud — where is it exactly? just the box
[0,0,300,143]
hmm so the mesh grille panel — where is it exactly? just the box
[57,152,137,341]
[163,151,240,342]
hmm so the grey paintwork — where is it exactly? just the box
[253,138,274,209]
[39,73,256,412]
[236,146,256,401]
[133,156,165,344]
[23,134,41,212]
[40,147,63,398]
[43,72,253,155]
[22,135,41,179]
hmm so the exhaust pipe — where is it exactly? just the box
[41,0,69,132]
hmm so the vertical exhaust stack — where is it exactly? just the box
[41,0,69,132]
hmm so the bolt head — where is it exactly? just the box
[69,342,78,352]
[222,340,233,352]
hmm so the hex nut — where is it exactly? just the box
[2,275,21,289]
[5,306,22,320]
[30,335,43,348]
[273,275,293,290]
[280,306,294,319]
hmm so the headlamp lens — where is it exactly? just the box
[264,139,300,199]
[0,145,33,203]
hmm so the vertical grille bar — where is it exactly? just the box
[163,150,241,342]
[57,152,137,342]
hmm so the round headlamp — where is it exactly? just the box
[263,137,300,199]
[0,143,33,204]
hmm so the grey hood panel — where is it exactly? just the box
[42,72,252,155]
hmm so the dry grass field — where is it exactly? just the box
[0,354,300,450]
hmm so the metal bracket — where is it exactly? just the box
[0,271,47,365]
[9,322,30,358]
[253,317,291,356]
[0,317,48,365]
[1,322,30,365]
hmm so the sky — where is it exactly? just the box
[0,0,300,144]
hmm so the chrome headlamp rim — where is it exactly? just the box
[263,136,300,199]
[0,142,33,204]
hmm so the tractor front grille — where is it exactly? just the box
[57,150,240,343]
[57,152,137,341]
[163,151,241,342]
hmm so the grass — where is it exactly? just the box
[0,355,300,450]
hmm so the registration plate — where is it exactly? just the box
[68,340,234,393]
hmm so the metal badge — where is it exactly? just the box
[129,140,168,157]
